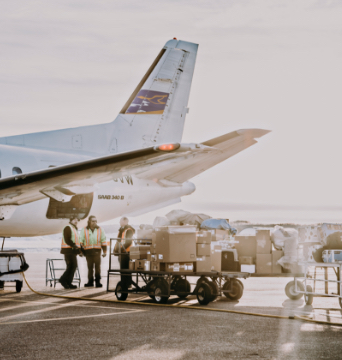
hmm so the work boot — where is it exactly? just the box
[69,284,77,289]
[84,281,94,287]
[95,281,103,288]
[60,279,70,289]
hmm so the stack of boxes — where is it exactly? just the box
[196,230,212,272]
[235,229,284,274]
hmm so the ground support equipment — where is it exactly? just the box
[0,250,29,293]
[46,258,81,288]
[108,238,249,305]
[251,273,306,300]
[293,262,342,308]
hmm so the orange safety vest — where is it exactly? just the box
[61,225,80,248]
[121,228,132,252]
[114,228,133,254]
[82,227,103,250]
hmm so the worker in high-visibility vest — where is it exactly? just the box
[114,217,135,287]
[59,216,81,289]
[79,215,107,288]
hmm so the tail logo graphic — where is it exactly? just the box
[126,89,169,115]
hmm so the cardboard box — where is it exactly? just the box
[256,254,272,274]
[196,231,212,244]
[241,264,255,273]
[135,260,150,271]
[256,230,272,254]
[136,228,153,240]
[152,231,196,263]
[151,262,165,272]
[196,256,212,272]
[130,253,147,260]
[196,244,211,256]
[165,262,194,272]
[215,229,230,240]
[147,253,157,262]
[129,261,135,270]
[211,250,239,272]
[272,250,284,274]
[234,236,257,262]
[239,256,253,265]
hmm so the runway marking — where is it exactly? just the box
[0,297,133,311]
[0,298,140,322]
[0,309,145,326]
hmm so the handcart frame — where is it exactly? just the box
[293,262,342,308]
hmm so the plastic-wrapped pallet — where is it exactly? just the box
[298,226,320,243]
[270,226,298,250]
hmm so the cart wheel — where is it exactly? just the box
[154,279,169,304]
[304,285,313,305]
[203,279,219,301]
[285,280,304,300]
[223,279,243,301]
[235,279,244,290]
[15,280,23,293]
[197,282,212,305]
[175,279,191,299]
[115,281,128,301]
[146,279,157,300]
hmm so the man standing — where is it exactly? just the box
[115,217,135,286]
[79,215,107,288]
[60,216,80,289]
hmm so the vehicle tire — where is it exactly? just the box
[203,279,219,301]
[175,279,191,299]
[15,280,23,293]
[154,279,169,304]
[223,279,243,301]
[196,282,212,305]
[304,285,313,305]
[146,279,157,300]
[235,279,244,290]
[115,281,128,301]
[285,280,304,300]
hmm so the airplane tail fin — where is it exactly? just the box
[113,39,198,152]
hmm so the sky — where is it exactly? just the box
[1,0,342,225]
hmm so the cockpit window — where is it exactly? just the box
[12,167,22,175]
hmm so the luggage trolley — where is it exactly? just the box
[0,250,29,293]
[46,258,81,288]
[107,238,250,305]
[293,262,342,307]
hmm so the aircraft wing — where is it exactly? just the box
[0,128,269,218]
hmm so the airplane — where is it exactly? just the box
[0,39,270,237]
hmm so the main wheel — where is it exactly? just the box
[196,282,212,305]
[15,280,23,293]
[223,279,243,301]
[203,279,219,301]
[285,280,304,300]
[174,279,191,299]
[304,285,313,305]
[154,279,169,304]
[115,281,128,301]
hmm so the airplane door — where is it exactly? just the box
[46,193,94,220]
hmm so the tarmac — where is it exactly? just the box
[1,252,342,359]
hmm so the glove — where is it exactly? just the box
[102,252,107,258]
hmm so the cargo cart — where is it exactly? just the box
[293,262,342,307]
[0,250,29,293]
[107,238,250,305]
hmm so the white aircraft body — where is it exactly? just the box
[0,39,269,237]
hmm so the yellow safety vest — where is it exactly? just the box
[81,227,106,250]
[61,225,79,249]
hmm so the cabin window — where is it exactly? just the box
[46,193,94,220]
[12,167,22,175]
